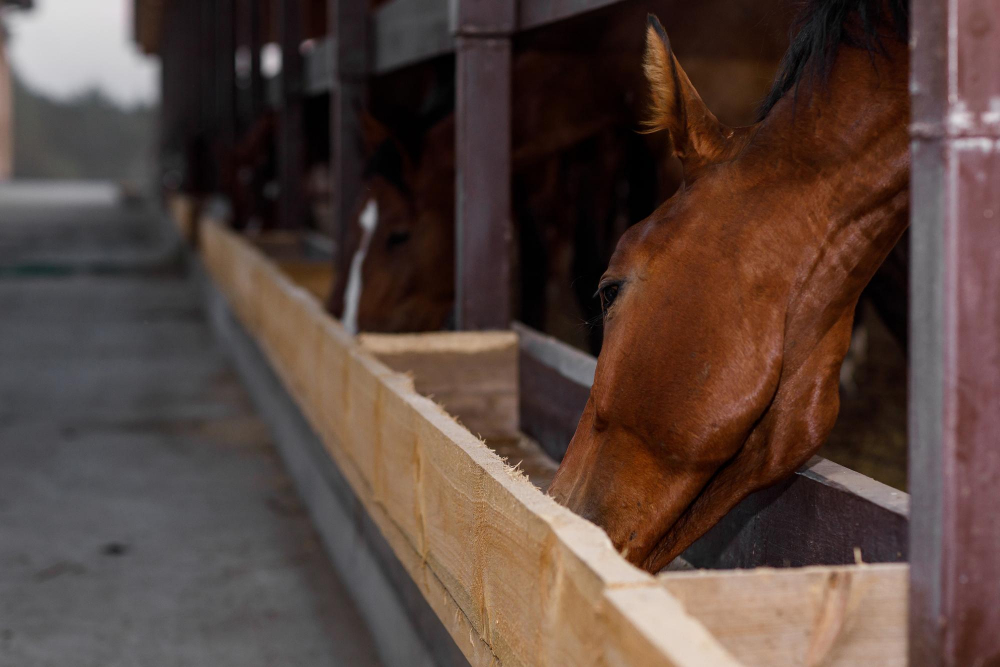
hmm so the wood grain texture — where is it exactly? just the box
[359,332,519,441]
[660,564,907,667]
[197,216,739,667]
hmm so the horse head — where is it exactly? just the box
[328,113,455,334]
[549,8,909,572]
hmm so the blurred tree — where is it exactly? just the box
[12,72,157,186]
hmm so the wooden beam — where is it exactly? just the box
[910,0,1000,663]
[453,0,514,330]
[661,564,907,666]
[516,0,624,31]
[359,331,560,492]
[372,0,453,75]
[329,0,368,295]
[364,0,791,82]
[686,457,908,569]
[513,322,910,569]
[359,332,519,441]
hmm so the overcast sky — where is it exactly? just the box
[6,0,159,107]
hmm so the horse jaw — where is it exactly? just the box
[342,198,379,335]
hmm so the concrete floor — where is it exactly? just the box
[0,184,382,667]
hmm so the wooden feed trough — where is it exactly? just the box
[185,206,908,667]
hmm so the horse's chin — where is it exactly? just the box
[550,455,718,574]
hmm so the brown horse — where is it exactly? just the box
[327,45,667,343]
[548,0,909,572]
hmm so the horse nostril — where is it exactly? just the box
[593,412,609,433]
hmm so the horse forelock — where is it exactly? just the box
[756,0,909,121]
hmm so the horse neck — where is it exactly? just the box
[751,41,910,347]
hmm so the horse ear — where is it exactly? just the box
[360,111,393,155]
[420,114,456,171]
[643,15,739,174]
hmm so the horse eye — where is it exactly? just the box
[598,283,621,314]
[386,229,411,249]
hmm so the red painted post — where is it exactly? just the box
[910,0,1000,664]
[452,0,515,330]
[277,0,305,229]
[329,0,368,279]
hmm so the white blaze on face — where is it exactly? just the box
[342,198,379,335]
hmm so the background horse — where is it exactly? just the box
[327,49,664,346]
[548,0,909,572]
[326,0,796,350]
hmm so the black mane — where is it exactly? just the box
[756,0,909,120]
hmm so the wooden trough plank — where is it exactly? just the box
[197,217,740,667]
[660,564,907,667]
[194,256,467,667]
[685,457,908,569]
[359,332,520,441]
[513,322,910,569]
[199,218,497,666]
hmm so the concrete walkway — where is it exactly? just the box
[0,184,382,667]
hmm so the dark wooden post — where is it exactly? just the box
[910,0,1000,664]
[277,0,306,228]
[235,0,263,133]
[158,0,182,188]
[329,0,368,279]
[216,0,238,194]
[451,0,515,330]
[248,0,265,121]
[196,0,215,191]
